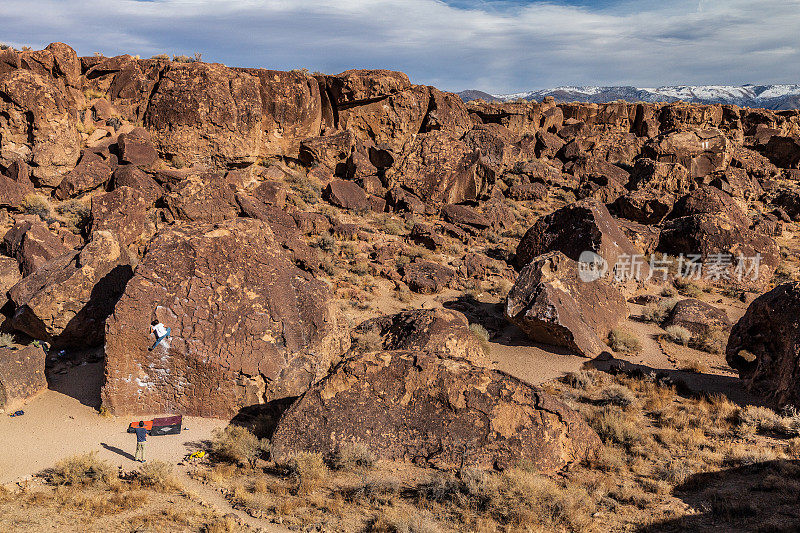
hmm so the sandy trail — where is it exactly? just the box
[0,361,227,486]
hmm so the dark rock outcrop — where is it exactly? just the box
[727,283,800,408]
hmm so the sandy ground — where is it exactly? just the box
[0,361,227,486]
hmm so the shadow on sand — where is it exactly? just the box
[638,459,800,532]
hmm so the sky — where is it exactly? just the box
[0,0,798,93]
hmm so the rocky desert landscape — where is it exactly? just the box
[1,42,800,532]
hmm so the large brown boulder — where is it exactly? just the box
[763,135,800,169]
[270,350,600,471]
[54,150,115,200]
[0,256,22,306]
[324,69,411,105]
[0,344,47,410]
[387,131,485,206]
[337,85,430,153]
[117,127,158,167]
[642,128,730,179]
[0,172,33,209]
[144,63,262,167]
[513,198,644,275]
[8,231,134,348]
[663,299,730,338]
[90,186,153,251]
[0,69,80,187]
[3,219,71,276]
[323,179,368,211]
[611,189,675,225]
[238,68,323,158]
[163,172,240,223]
[402,260,456,294]
[628,158,692,195]
[102,218,349,417]
[423,87,471,138]
[353,308,489,366]
[658,186,779,290]
[506,252,627,357]
[727,283,800,408]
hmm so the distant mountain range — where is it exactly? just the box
[458,85,800,110]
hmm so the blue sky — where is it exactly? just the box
[0,0,798,93]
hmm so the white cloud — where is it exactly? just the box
[0,0,798,92]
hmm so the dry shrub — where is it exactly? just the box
[232,484,272,512]
[282,452,328,493]
[210,425,266,466]
[694,327,728,354]
[787,438,800,457]
[664,325,691,345]
[342,475,400,504]
[723,443,780,466]
[609,327,642,354]
[351,330,384,355]
[329,443,376,471]
[588,407,644,449]
[468,323,491,355]
[563,369,597,390]
[642,298,678,323]
[0,332,14,348]
[55,488,148,515]
[370,507,441,533]
[21,193,52,220]
[674,278,704,298]
[48,452,117,486]
[738,405,783,433]
[598,384,637,408]
[681,358,711,374]
[589,446,626,473]
[56,199,91,233]
[137,460,182,491]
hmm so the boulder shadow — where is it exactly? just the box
[229,397,297,440]
[638,459,800,532]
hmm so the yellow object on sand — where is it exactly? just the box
[188,451,206,460]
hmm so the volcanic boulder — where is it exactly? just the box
[163,172,240,223]
[387,131,485,206]
[727,282,800,408]
[3,219,71,276]
[90,186,153,251]
[102,218,349,417]
[323,180,369,211]
[354,308,489,366]
[402,260,456,294]
[270,350,600,471]
[506,252,627,357]
[0,69,80,187]
[642,128,730,179]
[8,231,134,348]
[144,62,262,167]
[0,344,47,410]
[54,150,115,200]
[663,299,731,338]
[658,186,779,290]
[513,198,644,276]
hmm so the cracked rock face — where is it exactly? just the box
[102,218,349,417]
[270,350,600,471]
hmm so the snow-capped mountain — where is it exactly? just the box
[458,85,800,110]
